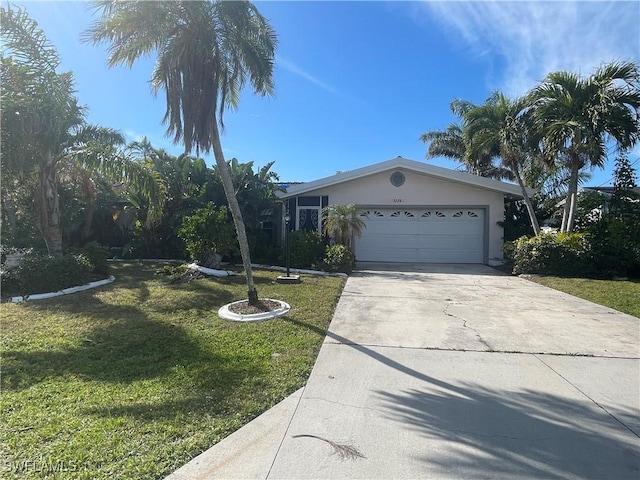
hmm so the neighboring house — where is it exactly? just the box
[277,156,531,265]
[555,186,640,219]
[581,186,640,196]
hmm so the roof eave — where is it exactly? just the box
[279,157,533,199]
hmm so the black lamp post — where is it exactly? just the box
[284,210,291,277]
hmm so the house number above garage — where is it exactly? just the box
[390,171,405,187]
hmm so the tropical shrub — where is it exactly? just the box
[17,253,93,295]
[68,241,110,275]
[0,267,21,294]
[179,205,237,265]
[585,217,640,278]
[502,240,517,265]
[323,245,356,274]
[579,155,640,278]
[512,233,590,277]
[288,230,325,268]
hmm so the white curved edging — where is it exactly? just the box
[218,299,290,322]
[250,264,348,278]
[9,276,116,303]
[186,263,235,277]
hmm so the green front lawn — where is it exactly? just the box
[529,276,640,318]
[1,263,344,479]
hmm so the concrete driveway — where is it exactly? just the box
[170,264,640,480]
[328,263,638,356]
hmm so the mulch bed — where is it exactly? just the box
[228,299,282,315]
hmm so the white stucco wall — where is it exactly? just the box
[297,168,506,261]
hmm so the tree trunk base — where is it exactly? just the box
[248,288,259,305]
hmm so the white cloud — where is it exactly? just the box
[421,0,640,97]
[276,55,338,94]
[275,55,371,110]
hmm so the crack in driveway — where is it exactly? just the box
[443,302,493,351]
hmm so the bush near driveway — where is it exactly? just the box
[585,216,640,279]
[323,244,356,274]
[0,263,344,479]
[288,230,325,268]
[509,230,639,279]
[512,233,590,277]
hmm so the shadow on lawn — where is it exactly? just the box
[2,264,278,430]
[3,308,203,388]
[3,306,265,423]
[3,289,240,392]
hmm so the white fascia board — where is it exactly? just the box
[280,157,534,199]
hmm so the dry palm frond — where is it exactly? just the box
[292,434,366,461]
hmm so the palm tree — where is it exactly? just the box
[421,100,513,180]
[463,92,541,235]
[529,61,640,233]
[85,1,277,305]
[322,205,367,248]
[2,7,82,255]
[1,6,164,255]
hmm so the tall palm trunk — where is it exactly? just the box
[81,171,97,241]
[560,190,571,232]
[512,163,541,236]
[37,151,63,256]
[211,120,258,305]
[565,163,581,233]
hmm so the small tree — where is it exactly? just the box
[613,153,638,193]
[584,154,640,277]
[322,204,367,248]
[179,205,236,268]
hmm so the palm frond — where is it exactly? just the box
[86,1,276,155]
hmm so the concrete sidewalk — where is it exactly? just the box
[168,264,640,479]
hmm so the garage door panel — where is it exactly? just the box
[417,221,481,236]
[358,234,419,250]
[355,208,485,264]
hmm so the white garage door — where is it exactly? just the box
[354,208,485,263]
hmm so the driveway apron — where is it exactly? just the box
[266,264,640,479]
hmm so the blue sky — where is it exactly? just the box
[12,1,640,187]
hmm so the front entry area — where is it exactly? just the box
[354,207,485,263]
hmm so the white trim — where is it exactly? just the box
[186,263,235,277]
[218,299,290,322]
[9,276,116,303]
[278,157,533,199]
